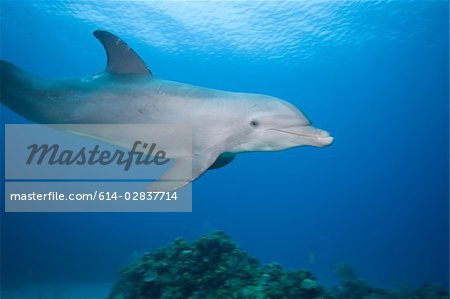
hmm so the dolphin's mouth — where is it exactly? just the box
[268,127,333,146]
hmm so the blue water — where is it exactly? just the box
[1,0,448,296]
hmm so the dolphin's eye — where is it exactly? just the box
[250,120,259,127]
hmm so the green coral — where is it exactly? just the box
[108,232,324,299]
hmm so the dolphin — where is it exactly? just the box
[0,30,333,191]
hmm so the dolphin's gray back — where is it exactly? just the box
[0,60,129,124]
[0,60,230,126]
[0,29,241,126]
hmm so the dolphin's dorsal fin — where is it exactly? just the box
[93,30,152,76]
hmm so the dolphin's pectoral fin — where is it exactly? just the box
[208,152,236,170]
[145,153,218,192]
[93,30,152,76]
[145,157,192,192]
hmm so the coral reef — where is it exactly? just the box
[108,231,324,299]
[108,232,449,299]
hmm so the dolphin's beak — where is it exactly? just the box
[269,126,334,147]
